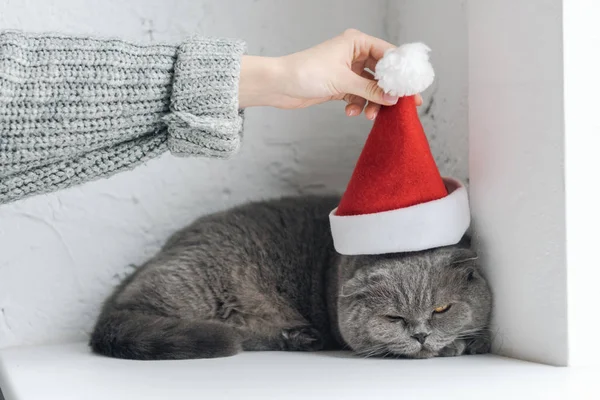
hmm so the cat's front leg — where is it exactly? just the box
[463,335,492,355]
[281,326,324,352]
[438,339,467,357]
[438,335,491,357]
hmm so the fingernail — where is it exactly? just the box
[370,112,377,120]
[383,93,398,104]
[347,109,356,116]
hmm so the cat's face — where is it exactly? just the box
[337,247,492,358]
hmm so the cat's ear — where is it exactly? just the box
[457,234,472,249]
[448,248,478,266]
[340,268,387,298]
[340,269,369,298]
[464,267,476,282]
[340,279,364,298]
[448,248,479,282]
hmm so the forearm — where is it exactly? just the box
[238,55,285,108]
[0,31,246,204]
[0,31,177,175]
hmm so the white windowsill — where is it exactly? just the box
[1,343,599,400]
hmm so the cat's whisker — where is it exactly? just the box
[456,326,490,337]
[448,255,479,267]
[357,343,390,358]
[456,330,487,337]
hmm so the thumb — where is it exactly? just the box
[342,73,399,106]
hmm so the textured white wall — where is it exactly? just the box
[386,0,468,184]
[0,0,468,348]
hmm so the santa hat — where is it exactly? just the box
[329,43,470,255]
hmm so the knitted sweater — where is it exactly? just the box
[0,31,246,204]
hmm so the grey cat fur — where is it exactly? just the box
[90,196,492,360]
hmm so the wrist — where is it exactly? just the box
[238,55,285,109]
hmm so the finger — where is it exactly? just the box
[345,103,363,117]
[343,93,367,116]
[364,57,378,74]
[364,101,381,120]
[416,94,423,106]
[358,68,375,81]
[344,29,395,62]
[351,60,366,76]
[344,71,371,111]
[343,72,398,106]
[358,70,378,119]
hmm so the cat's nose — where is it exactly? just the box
[411,332,429,344]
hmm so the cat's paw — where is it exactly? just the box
[438,339,467,357]
[464,336,491,355]
[281,326,324,352]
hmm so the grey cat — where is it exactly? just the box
[90,196,492,360]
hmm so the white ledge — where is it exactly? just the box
[0,342,599,399]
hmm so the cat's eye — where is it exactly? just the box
[384,315,406,323]
[433,304,451,314]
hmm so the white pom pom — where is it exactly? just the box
[374,42,434,97]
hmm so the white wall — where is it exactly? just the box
[468,0,568,366]
[563,0,600,367]
[0,0,469,349]
[386,0,469,184]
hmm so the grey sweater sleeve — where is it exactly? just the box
[0,31,246,204]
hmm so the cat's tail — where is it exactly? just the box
[89,309,241,360]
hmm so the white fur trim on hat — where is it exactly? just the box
[329,178,470,255]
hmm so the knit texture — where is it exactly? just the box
[0,31,246,204]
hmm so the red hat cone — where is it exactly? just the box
[336,95,447,216]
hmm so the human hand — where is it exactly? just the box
[239,29,423,120]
